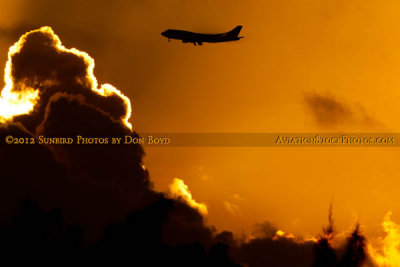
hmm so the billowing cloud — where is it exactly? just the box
[1,27,131,130]
[0,27,211,244]
[368,212,400,266]
[169,178,208,215]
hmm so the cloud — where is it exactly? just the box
[2,27,131,129]
[169,178,208,215]
[224,201,241,216]
[304,92,382,130]
[0,28,156,240]
[0,27,240,267]
[0,27,213,246]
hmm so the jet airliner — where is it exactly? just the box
[161,26,243,46]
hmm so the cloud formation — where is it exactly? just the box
[304,92,381,130]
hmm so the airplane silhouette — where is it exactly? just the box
[161,26,243,46]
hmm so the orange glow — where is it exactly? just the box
[270,229,318,244]
[368,212,400,266]
[272,229,296,240]
[169,178,208,215]
[0,29,39,122]
[5,2,400,251]
[0,26,132,129]
[276,230,284,236]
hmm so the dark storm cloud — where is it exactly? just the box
[0,27,152,237]
[8,28,129,132]
[0,122,69,221]
[0,27,215,245]
[304,92,381,129]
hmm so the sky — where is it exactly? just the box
[1,0,400,242]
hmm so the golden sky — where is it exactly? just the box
[2,0,400,240]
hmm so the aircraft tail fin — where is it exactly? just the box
[228,25,243,37]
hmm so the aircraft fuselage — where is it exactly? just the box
[161,26,243,46]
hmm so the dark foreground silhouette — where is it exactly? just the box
[0,197,372,267]
[0,198,240,266]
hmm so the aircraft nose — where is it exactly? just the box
[161,31,167,37]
